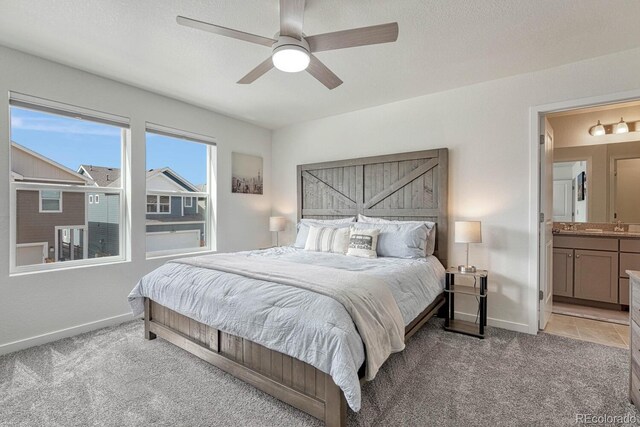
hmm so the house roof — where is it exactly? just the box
[77,165,200,191]
[12,142,94,185]
[78,165,121,187]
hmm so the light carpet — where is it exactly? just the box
[1,318,637,426]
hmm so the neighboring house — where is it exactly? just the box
[78,165,205,253]
[11,142,93,266]
[77,165,121,258]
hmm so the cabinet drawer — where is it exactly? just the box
[621,253,640,278]
[633,367,640,407]
[621,278,630,305]
[553,235,618,251]
[633,322,640,383]
[633,280,640,326]
[621,239,640,254]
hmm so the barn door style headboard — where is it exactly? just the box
[297,149,449,266]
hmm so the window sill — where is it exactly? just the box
[10,257,130,277]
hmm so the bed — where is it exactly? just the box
[129,149,448,426]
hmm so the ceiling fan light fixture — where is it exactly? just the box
[272,44,310,73]
[615,117,629,134]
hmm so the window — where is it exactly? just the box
[146,195,170,213]
[10,93,129,272]
[40,190,62,212]
[146,124,214,257]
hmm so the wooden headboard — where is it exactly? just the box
[297,149,449,266]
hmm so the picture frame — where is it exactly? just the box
[231,152,263,195]
[577,171,586,201]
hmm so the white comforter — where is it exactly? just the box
[128,247,444,411]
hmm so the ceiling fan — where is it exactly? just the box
[177,0,399,89]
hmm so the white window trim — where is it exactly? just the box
[39,190,63,213]
[94,194,100,204]
[184,196,193,208]
[147,194,171,214]
[89,195,94,204]
[145,124,215,258]
[9,103,131,276]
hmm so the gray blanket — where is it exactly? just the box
[174,254,405,381]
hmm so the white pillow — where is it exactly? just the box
[304,225,350,254]
[357,214,436,256]
[351,222,428,259]
[294,217,356,248]
[346,227,380,259]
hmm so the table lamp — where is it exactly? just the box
[269,216,286,247]
[455,221,482,273]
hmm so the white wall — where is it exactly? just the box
[272,47,640,334]
[0,45,272,354]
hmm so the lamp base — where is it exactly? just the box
[458,265,477,273]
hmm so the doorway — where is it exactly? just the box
[535,96,640,348]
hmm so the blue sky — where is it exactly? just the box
[11,107,207,186]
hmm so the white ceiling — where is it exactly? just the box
[1,0,640,129]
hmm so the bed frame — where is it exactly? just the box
[144,149,449,426]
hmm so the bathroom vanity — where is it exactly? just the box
[553,230,640,308]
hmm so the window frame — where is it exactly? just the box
[146,194,171,214]
[89,194,94,204]
[183,196,193,208]
[39,190,63,213]
[94,194,100,204]
[9,93,130,275]
[145,123,216,259]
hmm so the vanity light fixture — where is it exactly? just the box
[589,120,606,136]
[615,117,629,134]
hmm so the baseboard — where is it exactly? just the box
[453,311,531,334]
[0,312,135,356]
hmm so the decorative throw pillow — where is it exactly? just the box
[304,225,350,254]
[346,227,380,259]
[352,221,428,259]
[294,217,356,248]
[357,214,437,256]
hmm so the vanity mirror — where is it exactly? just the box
[553,140,640,223]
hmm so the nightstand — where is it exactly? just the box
[444,267,488,338]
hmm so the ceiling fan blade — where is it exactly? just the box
[177,16,276,47]
[237,57,275,84]
[306,22,399,52]
[279,0,306,39]
[306,55,343,90]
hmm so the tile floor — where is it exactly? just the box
[553,301,629,325]
[544,313,629,349]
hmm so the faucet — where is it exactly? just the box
[614,220,625,232]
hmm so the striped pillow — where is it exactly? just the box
[304,225,350,254]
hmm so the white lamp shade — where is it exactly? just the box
[455,221,482,243]
[269,216,286,232]
[615,118,629,134]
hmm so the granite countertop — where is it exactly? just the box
[553,230,640,239]
[628,271,640,281]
